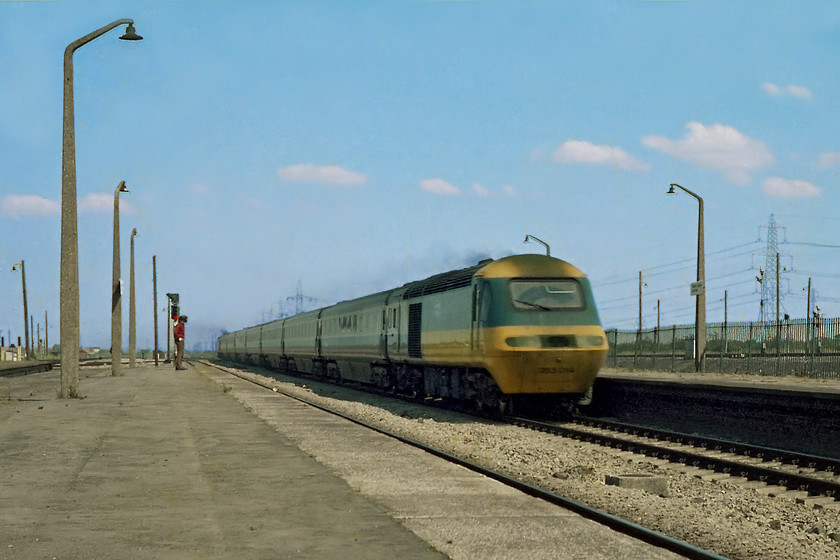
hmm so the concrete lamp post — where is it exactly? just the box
[60,20,141,397]
[11,260,30,359]
[667,183,706,372]
[153,255,159,367]
[111,181,129,376]
[129,227,138,368]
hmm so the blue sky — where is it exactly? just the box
[2,0,839,351]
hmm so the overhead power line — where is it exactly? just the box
[784,241,840,250]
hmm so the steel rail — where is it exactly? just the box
[573,415,840,475]
[0,357,111,378]
[200,360,727,560]
[511,416,840,500]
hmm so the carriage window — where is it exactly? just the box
[509,280,584,310]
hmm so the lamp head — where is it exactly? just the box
[667,184,677,194]
[117,180,129,194]
[119,23,143,41]
[131,228,138,237]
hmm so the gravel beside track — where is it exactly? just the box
[219,364,840,560]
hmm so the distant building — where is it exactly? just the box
[79,347,101,360]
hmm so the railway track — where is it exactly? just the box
[0,361,53,377]
[510,415,840,507]
[0,358,147,378]
[212,358,840,507]
[201,360,726,560]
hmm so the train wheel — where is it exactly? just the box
[498,395,513,417]
[476,382,505,417]
[577,385,594,407]
[370,365,393,391]
[326,362,341,382]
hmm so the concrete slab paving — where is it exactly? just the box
[0,364,445,560]
[199,363,687,560]
[2,362,692,559]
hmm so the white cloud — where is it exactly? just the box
[551,140,650,171]
[79,192,136,214]
[762,177,821,198]
[472,183,490,197]
[276,164,367,185]
[420,178,460,196]
[79,193,112,213]
[502,185,517,196]
[762,82,813,99]
[787,84,813,99]
[761,82,782,96]
[818,152,840,168]
[1,194,59,219]
[642,122,774,184]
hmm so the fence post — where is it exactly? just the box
[747,322,753,374]
[652,327,657,371]
[608,317,834,378]
[775,317,781,376]
[633,328,639,370]
[670,325,676,372]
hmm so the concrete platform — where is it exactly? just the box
[1,362,686,560]
[1,364,444,560]
[598,367,840,397]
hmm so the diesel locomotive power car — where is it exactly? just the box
[218,254,609,412]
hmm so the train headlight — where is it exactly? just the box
[578,335,605,347]
[505,336,542,348]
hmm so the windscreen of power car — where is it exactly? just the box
[509,279,585,311]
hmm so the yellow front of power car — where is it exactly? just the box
[482,324,608,394]
[473,255,608,396]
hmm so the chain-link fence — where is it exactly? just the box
[605,317,840,378]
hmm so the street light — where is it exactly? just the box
[119,24,143,42]
[129,227,138,368]
[112,180,129,376]
[61,20,142,397]
[11,261,29,359]
[667,183,706,372]
[523,235,550,256]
